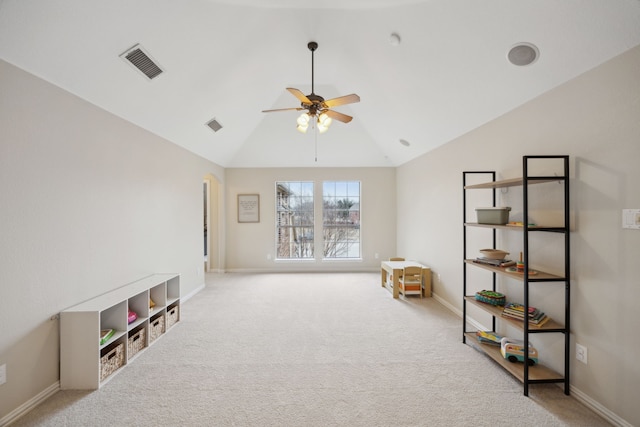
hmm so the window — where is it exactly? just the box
[275,180,361,261]
[323,181,360,259]
[276,182,314,259]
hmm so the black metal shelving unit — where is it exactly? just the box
[462,155,570,396]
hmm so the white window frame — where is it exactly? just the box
[322,181,361,259]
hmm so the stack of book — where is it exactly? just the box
[472,257,516,268]
[501,302,551,327]
[476,330,503,346]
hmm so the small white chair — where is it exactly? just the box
[398,266,423,298]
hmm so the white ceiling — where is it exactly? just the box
[1,0,639,168]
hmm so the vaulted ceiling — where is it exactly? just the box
[1,0,639,168]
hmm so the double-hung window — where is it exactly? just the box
[276,181,314,259]
[322,181,360,259]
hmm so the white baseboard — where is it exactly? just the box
[432,292,461,316]
[224,268,380,274]
[432,292,490,332]
[432,291,632,427]
[181,282,205,303]
[0,381,59,427]
[569,385,633,427]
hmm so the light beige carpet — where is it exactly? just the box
[13,273,609,426]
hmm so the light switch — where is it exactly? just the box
[622,209,640,229]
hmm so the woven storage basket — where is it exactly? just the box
[475,290,506,306]
[149,314,165,343]
[166,305,179,329]
[100,342,124,382]
[127,327,146,360]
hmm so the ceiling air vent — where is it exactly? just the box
[206,118,223,133]
[120,44,163,80]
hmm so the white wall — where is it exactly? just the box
[396,45,640,426]
[225,167,396,272]
[0,59,224,421]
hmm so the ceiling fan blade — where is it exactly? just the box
[262,107,304,113]
[287,88,312,105]
[323,94,360,108]
[324,109,353,123]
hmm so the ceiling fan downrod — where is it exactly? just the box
[308,41,318,96]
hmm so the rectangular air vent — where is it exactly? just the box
[120,44,163,80]
[206,118,223,133]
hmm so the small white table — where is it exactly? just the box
[380,260,431,299]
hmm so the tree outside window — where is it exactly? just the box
[323,181,360,259]
[276,181,314,259]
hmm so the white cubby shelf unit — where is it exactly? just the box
[60,273,180,390]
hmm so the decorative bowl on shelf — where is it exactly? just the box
[479,249,509,260]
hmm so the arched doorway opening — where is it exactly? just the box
[203,173,222,272]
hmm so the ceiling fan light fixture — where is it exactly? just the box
[297,113,310,133]
[297,113,310,126]
[317,123,329,134]
[318,112,332,131]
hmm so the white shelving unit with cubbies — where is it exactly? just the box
[60,273,180,389]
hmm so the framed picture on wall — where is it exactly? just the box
[237,194,260,223]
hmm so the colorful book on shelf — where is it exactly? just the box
[529,315,551,327]
[99,328,114,345]
[501,311,527,321]
[503,307,544,320]
[503,302,537,314]
[501,311,551,327]
[476,330,503,346]
[502,306,544,319]
[502,310,544,321]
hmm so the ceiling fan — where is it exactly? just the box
[262,41,360,133]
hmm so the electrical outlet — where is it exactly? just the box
[374,253,379,259]
[0,364,6,385]
[576,343,588,364]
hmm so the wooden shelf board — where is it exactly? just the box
[465,259,564,281]
[464,297,564,331]
[464,332,563,382]
[464,223,565,232]
[464,177,561,190]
